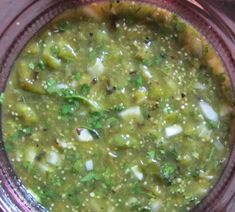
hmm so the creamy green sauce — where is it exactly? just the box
[1,2,234,212]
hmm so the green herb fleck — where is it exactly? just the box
[58,21,70,32]
[19,127,33,136]
[5,142,13,152]
[102,168,113,189]
[75,72,81,81]
[60,103,76,116]
[88,111,108,129]
[8,127,33,143]
[207,120,218,129]
[72,160,81,173]
[81,171,101,183]
[50,45,59,57]
[133,182,142,195]
[80,83,90,96]
[54,176,62,186]
[38,59,46,71]
[46,81,101,110]
[22,161,32,170]
[135,75,143,88]
[155,54,162,65]
[161,163,177,183]
[147,150,156,160]
[191,169,200,179]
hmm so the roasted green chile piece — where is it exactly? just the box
[17,62,46,94]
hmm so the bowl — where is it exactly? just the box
[0,0,235,211]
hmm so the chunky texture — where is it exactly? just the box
[1,2,234,212]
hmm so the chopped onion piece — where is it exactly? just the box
[25,147,37,163]
[205,175,214,180]
[149,200,162,212]
[38,163,52,172]
[165,124,183,138]
[131,165,144,180]
[142,66,152,79]
[199,100,218,122]
[77,129,94,142]
[198,124,212,140]
[47,151,61,166]
[198,188,208,195]
[88,58,104,78]
[108,152,117,158]
[214,140,224,151]
[194,82,207,90]
[56,83,69,90]
[85,159,94,171]
[119,106,143,121]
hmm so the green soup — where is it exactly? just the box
[1,2,234,211]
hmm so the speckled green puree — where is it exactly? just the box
[1,2,235,212]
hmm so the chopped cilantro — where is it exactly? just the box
[88,111,108,129]
[155,54,162,65]
[147,150,156,160]
[50,45,59,57]
[45,81,101,110]
[10,132,19,142]
[19,127,33,136]
[135,75,143,88]
[72,160,82,173]
[133,182,142,195]
[53,176,62,186]
[161,163,178,183]
[8,127,33,143]
[38,59,46,71]
[80,83,90,96]
[67,187,81,205]
[5,142,13,152]
[191,169,200,179]
[58,20,70,32]
[102,168,113,189]
[207,120,218,129]
[41,186,57,201]
[81,171,101,183]
[22,161,32,170]
[75,71,81,81]
[60,104,74,116]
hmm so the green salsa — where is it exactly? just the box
[1,2,234,211]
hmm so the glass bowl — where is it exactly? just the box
[0,0,235,211]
